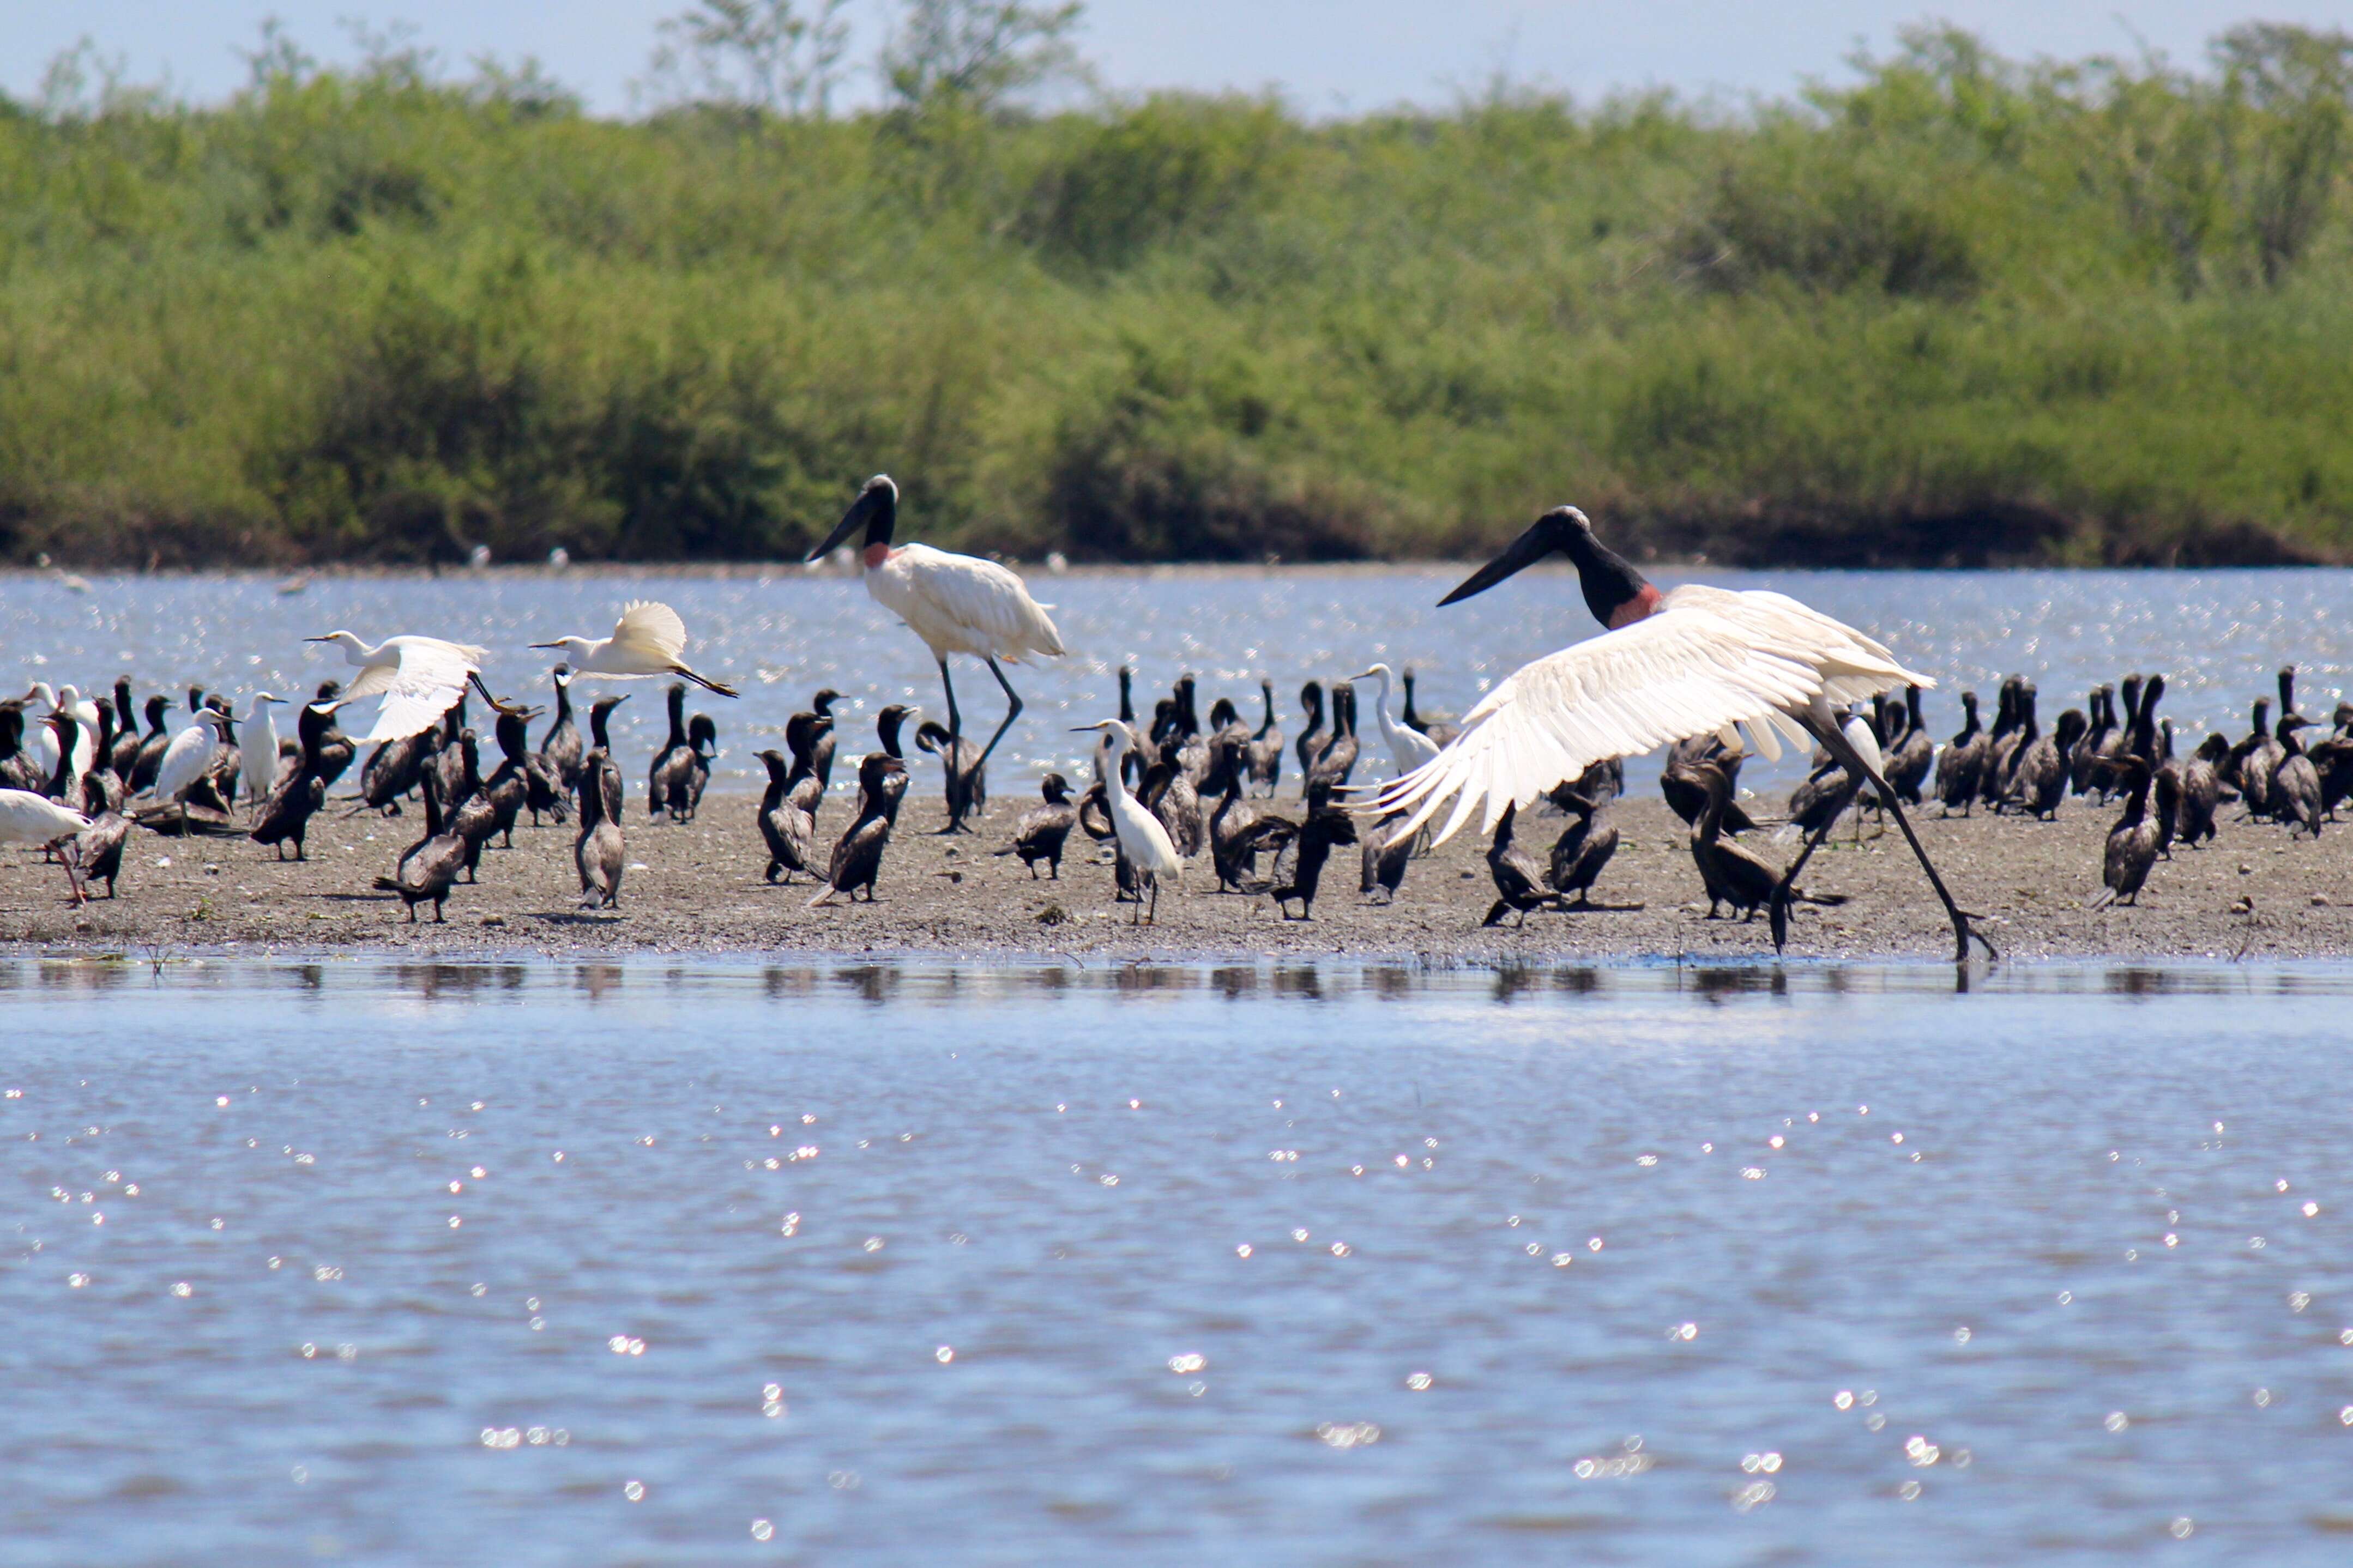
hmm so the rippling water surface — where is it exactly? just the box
[7,566,2351,794]
[9,958,2353,1564]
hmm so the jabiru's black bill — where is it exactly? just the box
[807,476,895,564]
[1438,513,1571,606]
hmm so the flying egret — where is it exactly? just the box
[809,475,1065,775]
[305,630,495,744]
[0,716,92,905]
[1368,505,1990,961]
[148,706,232,834]
[1347,663,1442,777]
[1075,721,1181,924]
[528,601,739,697]
[241,693,285,808]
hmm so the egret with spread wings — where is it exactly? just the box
[529,601,739,698]
[305,631,497,744]
[809,475,1064,779]
[1368,506,1990,961]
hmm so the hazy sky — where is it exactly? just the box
[3,2,2338,115]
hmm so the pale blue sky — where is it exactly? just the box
[3,2,2339,115]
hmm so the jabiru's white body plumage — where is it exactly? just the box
[529,601,739,697]
[0,750,93,905]
[1369,505,1989,960]
[812,475,1063,778]
[1077,721,1180,923]
[306,631,490,743]
[1348,663,1442,777]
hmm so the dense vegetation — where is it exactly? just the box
[4,18,2352,568]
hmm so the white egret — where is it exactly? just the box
[809,475,1064,773]
[0,717,92,905]
[19,682,97,776]
[305,631,494,744]
[528,601,739,697]
[241,693,285,808]
[1075,721,1181,924]
[1347,663,1442,777]
[1369,505,1989,960]
[148,706,232,834]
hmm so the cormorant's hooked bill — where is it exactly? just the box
[807,475,898,563]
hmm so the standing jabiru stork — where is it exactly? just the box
[1367,505,1991,962]
[808,475,1065,777]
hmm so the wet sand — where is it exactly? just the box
[2,788,2346,965]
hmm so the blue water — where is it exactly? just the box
[7,565,2351,796]
[8,957,2353,1564]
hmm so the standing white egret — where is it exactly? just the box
[19,682,97,777]
[241,693,285,808]
[1369,506,1989,961]
[148,706,232,834]
[809,475,1064,773]
[1075,721,1181,924]
[0,717,92,905]
[305,631,494,744]
[1347,663,1442,777]
[528,601,739,697]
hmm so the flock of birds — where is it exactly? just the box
[4,480,2341,957]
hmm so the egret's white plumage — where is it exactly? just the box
[1375,584,1928,846]
[1078,721,1180,922]
[1348,663,1443,777]
[529,601,738,697]
[306,631,487,743]
[20,682,97,776]
[242,693,285,805]
[150,709,230,808]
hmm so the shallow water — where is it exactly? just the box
[7,565,2351,795]
[9,956,2353,1564]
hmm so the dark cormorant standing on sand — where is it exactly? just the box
[2088,756,2158,907]
[377,770,464,922]
[810,752,908,906]
[574,748,626,910]
[996,772,1078,879]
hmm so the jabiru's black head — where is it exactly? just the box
[1440,506,1660,629]
[810,475,898,565]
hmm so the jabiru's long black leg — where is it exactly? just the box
[976,657,1023,772]
[1778,709,1994,964]
[937,658,962,747]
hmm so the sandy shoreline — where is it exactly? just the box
[4,785,2347,966]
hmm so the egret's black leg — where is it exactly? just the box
[977,658,1023,772]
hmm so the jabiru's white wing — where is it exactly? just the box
[880,545,1065,661]
[1373,589,1928,846]
[351,638,483,743]
[0,788,89,843]
[613,601,690,663]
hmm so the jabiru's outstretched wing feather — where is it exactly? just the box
[1370,588,1931,846]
